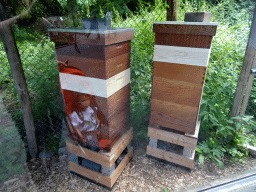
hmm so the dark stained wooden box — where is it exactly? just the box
[149,21,217,134]
[49,28,134,139]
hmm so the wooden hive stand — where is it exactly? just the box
[147,122,200,169]
[66,127,133,188]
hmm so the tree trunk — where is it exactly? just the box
[0,3,38,159]
[167,0,178,21]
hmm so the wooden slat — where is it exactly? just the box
[151,76,203,107]
[153,61,207,84]
[59,68,130,98]
[146,146,194,169]
[110,148,133,187]
[105,41,131,60]
[105,106,130,139]
[66,139,110,167]
[69,161,112,187]
[55,41,130,60]
[49,29,134,45]
[155,34,212,48]
[101,127,133,166]
[154,45,211,67]
[69,147,133,188]
[95,84,130,120]
[149,99,198,133]
[67,127,133,167]
[57,52,130,80]
[153,22,217,36]
[106,53,130,79]
[148,126,197,149]
[149,110,196,134]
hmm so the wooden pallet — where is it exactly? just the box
[66,127,133,188]
[146,122,200,169]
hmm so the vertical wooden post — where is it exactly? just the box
[167,0,178,21]
[0,3,38,159]
[231,5,256,117]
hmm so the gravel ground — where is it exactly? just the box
[1,139,256,192]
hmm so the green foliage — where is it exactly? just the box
[162,187,170,192]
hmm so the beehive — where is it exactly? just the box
[49,28,134,140]
[150,21,218,134]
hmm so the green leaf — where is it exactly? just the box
[199,154,204,164]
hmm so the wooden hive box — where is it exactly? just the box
[150,21,218,134]
[49,28,134,140]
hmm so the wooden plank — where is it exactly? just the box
[110,148,133,187]
[153,61,207,84]
[69,161,112,188]
[231,6,256,117]
[154,45,211,67]
[106,53,130,79]
[57,54,106,79]
[95,84,130,120]
[151,76,203,107]
[57,52,130,80]
[150,99,198,130]
[59,68,130,98]
[101,127,133,166]
[49,28,134,45]
[149,110,196,134]
[148,126,197,149]
[155,33,212,48]
[146,146,194,169]
[55,41,130,61]
[105,41,131,60]
[153,22,217,36]
[106,106,130,140]
[66,139,111,167]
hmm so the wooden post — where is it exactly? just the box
[0,3,38,158]
[231,5,256,117]
[167,0,178,21]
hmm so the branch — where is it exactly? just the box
[0,0,37,28]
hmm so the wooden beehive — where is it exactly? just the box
[146,20,218,169]
[150,21,218,134]
[49,28,134,140]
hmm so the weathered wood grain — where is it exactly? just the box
[49,29,134,45]
[57,52,130,79]
[146,146,194,169]
[148,126,198,149]
[56,41,131,60]
[149,110,196,134]
[153,22,217,36]
[154,45,211,67]
[153,61,207,84]
[151,76,203,107]
[95,84,130,120]
[155,33,212,48]
[149,99,198,132]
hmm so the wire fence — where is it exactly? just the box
[0,0,255,182]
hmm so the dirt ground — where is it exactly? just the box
[1,138,256,192]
